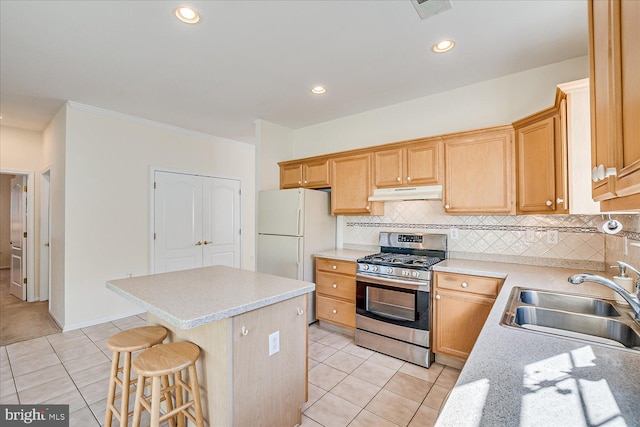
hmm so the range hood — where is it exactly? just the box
[368,185,443,201]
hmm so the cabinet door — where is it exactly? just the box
[433,289,494,361]
[233,295,307,427]
[516,116,559,213]
[443,128,515,214]
[405,140,441,186]
[280,163,303,189]
[374,148,404,187]
[303,159,330,188]
[330,153,383,215]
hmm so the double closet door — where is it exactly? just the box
[154,171,241,273]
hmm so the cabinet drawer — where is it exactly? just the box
[316,296,355,328]
[316,258,356,275]
[316,272,356,301]
[435,272,503,297]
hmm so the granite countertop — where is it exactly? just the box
[433,259,640,427]
[106,265,315,329]
[314,249,375,262]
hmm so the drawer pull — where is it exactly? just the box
[332,283,337,288]
[461,282,468,288]
[332,265,337,270]
[332,309,337,314]
[297,307,304,316]
[241,326,249,336]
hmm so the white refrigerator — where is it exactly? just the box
[257,189,336,324]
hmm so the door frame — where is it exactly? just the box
[40,168,51,302]
[149,167,243,273]
[1,169,36,301]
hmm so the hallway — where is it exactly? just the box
[0,268,60,346]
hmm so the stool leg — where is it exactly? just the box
[162,374,176,427]
[104,351,119,427]
[150,376,161,427]
[121,351,132,424]
[174,372,184,427]
[132,374,145,427]
[188,365,205,427]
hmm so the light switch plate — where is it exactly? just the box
[525,229,535,243]
[269,331,280,356]
[450,228,458,240]
[547,230,558,245]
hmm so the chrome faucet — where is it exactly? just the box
[568,271,640,320]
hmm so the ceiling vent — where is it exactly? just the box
[411,0,452,20]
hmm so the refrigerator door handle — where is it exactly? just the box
[297,238,303,276]
[297,207,302,236]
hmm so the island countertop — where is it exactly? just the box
[106,265,315,329]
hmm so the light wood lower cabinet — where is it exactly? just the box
[315,257,356,328]
[433,272,503,361]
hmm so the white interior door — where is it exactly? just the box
[10,175,27,300]
[154,172,203,273]
[202,177,241,268]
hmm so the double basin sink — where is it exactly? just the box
[501,287,640,352]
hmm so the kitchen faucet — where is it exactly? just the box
[568,263,640,320]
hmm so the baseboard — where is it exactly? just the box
[61,309,146,332]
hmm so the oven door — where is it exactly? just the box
[356,274,430,331]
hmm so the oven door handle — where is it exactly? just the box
[356,273,430,292]
[367,309,415,322]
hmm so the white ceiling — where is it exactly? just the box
[0,0,588,144]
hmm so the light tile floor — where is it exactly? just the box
[0,316,459,427]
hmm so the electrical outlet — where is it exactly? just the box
[269,331,280,356]
[450,228,458,240]
[525,229,535,243]
[547,230,558,245]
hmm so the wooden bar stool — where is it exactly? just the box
[105,325,168,427]
[131,341,205,427]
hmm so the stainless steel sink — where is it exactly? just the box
[501,287,640,352]
[518,289,620,317]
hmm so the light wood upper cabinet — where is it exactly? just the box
[513,107,568,214]
[589,0,640,211]
[330,153,383,216]
[443,126,515,214]
[280,158,330,189]
[374,139,442,188]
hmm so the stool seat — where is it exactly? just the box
[107,325,168,352]
[132,342,200,376]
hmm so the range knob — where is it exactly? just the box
[412,271,420,278]
[401,270,409,276]
[361,264,369,271]
[371,265,378,272]
[385,267,393,274]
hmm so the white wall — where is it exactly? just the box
[62,103,256,328]
[0,175,14,268]
[255,119,294,191]
[0,126,44,297]
[42,107,67,325]
[292,56,589,158]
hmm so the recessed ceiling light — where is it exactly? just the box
[175,6,200,24]
[311,86,327,95]
[432,39,455,53]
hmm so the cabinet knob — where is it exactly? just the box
[297,180,302,185]
[545,200,552,207]
[557,198,564,204]
[332,265,337,270]
[407,176,412,182]
[304,180,308,184]
[241,326,249,336]
[332,309,337,314]
[592,164,617,182]
[435,295,441,300]
[461,282,468,288]
[397,177,402,182]
[366,205,370,211]
[297,307,304,316]
[332,283,337,288]
[444,204,450,209]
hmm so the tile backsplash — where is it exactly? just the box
[342,200,640,272]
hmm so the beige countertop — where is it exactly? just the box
[106,265,315,329]
[314,249,374,262]
[432,259,640,427]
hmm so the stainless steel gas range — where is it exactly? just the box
[355,232,447,368]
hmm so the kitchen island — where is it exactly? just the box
[107,265,314,427]
[433,260,640,427]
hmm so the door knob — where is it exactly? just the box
[195,241,202,246]
[203,240,211,245]
[44,242,50,247]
